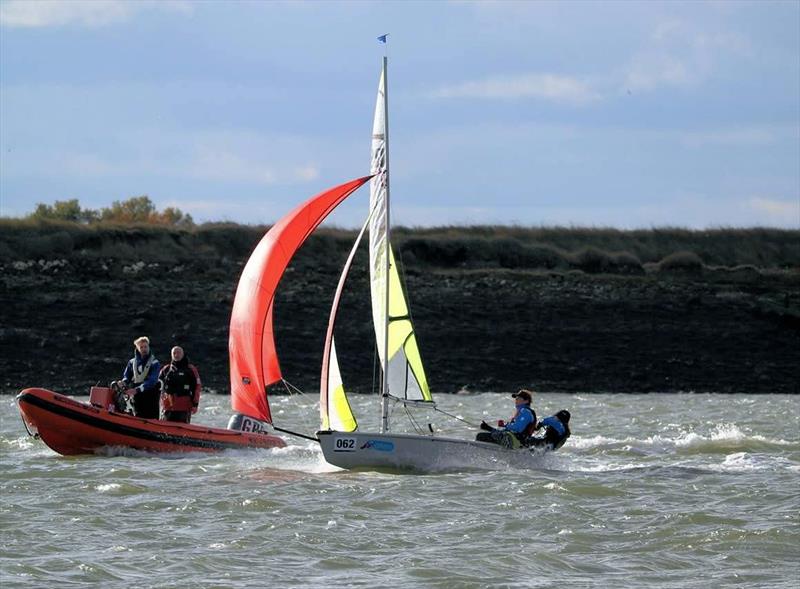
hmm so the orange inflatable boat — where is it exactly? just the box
[16,387,286,456]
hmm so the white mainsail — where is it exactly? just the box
[369,60,432,408]
[319,57,432,436]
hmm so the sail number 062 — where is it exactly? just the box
[334,438,357,452]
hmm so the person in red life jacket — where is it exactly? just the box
[158,346,202,423]
[528,410,571,451]
[475,389,538,449]
[114,336,161,419]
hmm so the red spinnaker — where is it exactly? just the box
[228,175,372,423]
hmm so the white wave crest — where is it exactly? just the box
[569,424,793,456]
[569,435,631,450]
[710,452,794,473]
[675,424,760,447]
[95,483,121,492]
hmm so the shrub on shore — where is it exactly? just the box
[27,196,195,227]
[1,217,797,275]
[397,225,800,269]
[657,251,705,273]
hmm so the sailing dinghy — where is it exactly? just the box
[16,177,372,456]
[315,58,552,472]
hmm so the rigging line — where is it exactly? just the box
[269,380,319,441]
[433,406,480,429]
[271,425,319,443]
[387,394,426,435]
[393,241,419,327]
[371,341,379,396]
[387,394,401,422]
[281,379,306,396]
[385,393,430,406]
[404,405,427,435]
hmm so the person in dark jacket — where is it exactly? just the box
[528,409,571,451]
[475,390,538,449]
[115,336,161,419]
[158,346,202,423]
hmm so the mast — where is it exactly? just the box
[380,54,391,434]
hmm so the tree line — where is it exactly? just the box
[28,196,194,227]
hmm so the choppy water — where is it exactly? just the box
[1,392,798,588]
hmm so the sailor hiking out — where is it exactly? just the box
[528,410,571,450]
[476,389,538,449]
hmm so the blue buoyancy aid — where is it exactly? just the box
[504,404,536,437]
[539,415,566,437]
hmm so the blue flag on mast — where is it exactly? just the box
[377,34,388,43]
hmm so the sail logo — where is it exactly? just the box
[361,440,394,452]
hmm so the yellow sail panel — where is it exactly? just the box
[381,247,432,402]
[323,340,357,432]
[386,247,408,355]
[329,383,357,431]
[399,332,431,401]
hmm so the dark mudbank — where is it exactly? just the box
[1,224,798,395]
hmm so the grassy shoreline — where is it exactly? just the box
[2,219,798,273]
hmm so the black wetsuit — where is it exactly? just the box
[529,415,570,450]
[159,357,198,423]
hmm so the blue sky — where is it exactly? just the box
[1,0,798,228]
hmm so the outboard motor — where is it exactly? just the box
[227,413,270,434]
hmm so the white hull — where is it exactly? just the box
[317,430,550,473]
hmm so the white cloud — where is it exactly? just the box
[392,204,502,227]
[624,53,693,92]
[395,195,799,230]
[61,152,120,176]
[623,19,752,92]
[59,142,318,187]
[746,197,800,226]
[158,198,278,224]
[431,73,600,105]
[624,193,800,229]
[4,117,325,188]
[0,0,192,29]
[293,165,320,182]
[678,126,785,148]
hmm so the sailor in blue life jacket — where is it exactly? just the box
[475,389,538,449]
[528,410,571,451]
[114,336,162,419]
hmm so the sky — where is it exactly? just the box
[0,0,798,228]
